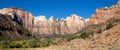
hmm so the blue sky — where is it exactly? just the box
[0,0,118,19]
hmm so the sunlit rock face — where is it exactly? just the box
[0,8,34,32]
[1,0,120,34]
[88,0,120,25]
[66,14,86,33]
[0,8,86,34]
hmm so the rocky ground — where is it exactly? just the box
[47,24,120,50]
[6,23,120,50]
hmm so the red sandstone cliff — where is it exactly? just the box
[88,0,120,25]
[0,8,86,34]
[0,0,120,34]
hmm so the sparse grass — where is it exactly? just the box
[110,48,120,50]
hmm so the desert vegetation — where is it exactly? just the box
[106,23,114,30]
[0,39,57,49]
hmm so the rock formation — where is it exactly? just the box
[0,0,120,35]
[49,24,120,50]
[0,8,86,34]
[88,0,120,25]
[0,7,34,33]
[0,14,33,40]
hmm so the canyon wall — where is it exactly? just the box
[0,0,120,34]
[0,8,86,34]
[88,0,120,25]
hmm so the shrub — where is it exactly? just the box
[23,39,41,48]
[41,40,56,47]
[58,38,65,43]
[106,23,113,30]
[41,40,50,47]
[115,19,120,23]
[89,32,93,36]
[9,41,22,48]
[0,40,11,48]
[67,36,76,41]
[110,48,120,50]
[97,29,102,34]
[0,39,42,48]
[80,32,89,39]
[0,32,3,36]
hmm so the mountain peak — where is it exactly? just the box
[117,0,120,7]
[48,16,55,22]
[1,0,120,35]
[35,15,47,22]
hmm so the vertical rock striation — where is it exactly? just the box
[1,0,120,34]
[0,8,86,34]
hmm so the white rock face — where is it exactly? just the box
[0,8,8,14]
[48,16,55,22]
[35,15,47,22]
[65,14,86,33]
[0,8,87,34]
[66,14,85,26]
